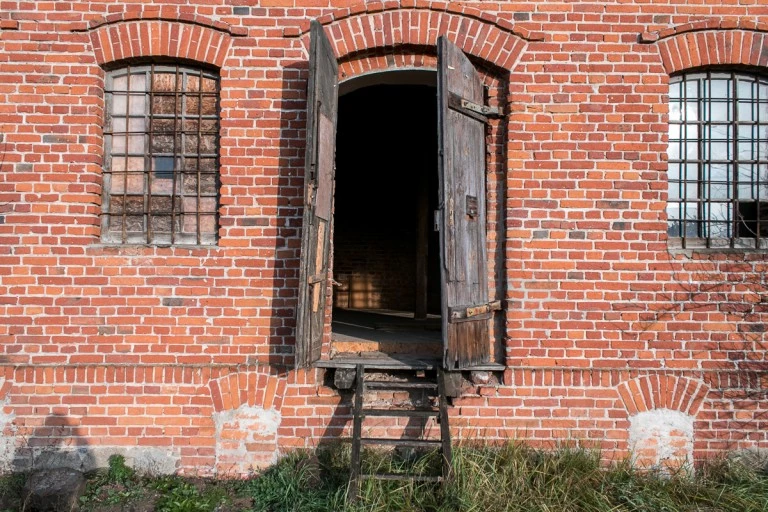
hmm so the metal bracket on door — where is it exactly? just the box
[308,272,326,284]
[449,300,502,322]
[448,92,502,124]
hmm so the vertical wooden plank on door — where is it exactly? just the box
[437,37,491,369]
[295,20,339,368]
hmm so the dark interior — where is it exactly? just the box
[333,84,441,319]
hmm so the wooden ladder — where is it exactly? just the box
[348,363,452,502]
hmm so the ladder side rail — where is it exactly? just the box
[437,369,453,483]
[348,364,365,502]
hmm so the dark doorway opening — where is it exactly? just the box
[331,82,441,359]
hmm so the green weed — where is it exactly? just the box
[244,450,348,512]
[79,454,147,510]
[153,476,230,512]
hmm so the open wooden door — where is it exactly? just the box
[437,37,498,370]
[295,21,339,368]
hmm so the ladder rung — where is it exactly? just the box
[360,438,441,448]
[365,381,437,390]
[362,408,438,418]
[361,473,442,482]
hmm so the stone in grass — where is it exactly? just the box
[730,448,768,475]
[22,468,86,512]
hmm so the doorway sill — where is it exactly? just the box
[315,354,439,370]
[314,354,505,372]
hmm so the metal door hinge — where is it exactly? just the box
[449,300,502,322]
[448,92,502,123]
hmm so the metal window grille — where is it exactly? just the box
[102,64,220,245]
[667,71,768,249]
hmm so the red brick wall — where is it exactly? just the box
[0,0,767,474]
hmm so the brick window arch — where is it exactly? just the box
[102,63,220,245]
[667,69,768,249]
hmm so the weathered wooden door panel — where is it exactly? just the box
[296,20,339,368]
[437,36,491,369]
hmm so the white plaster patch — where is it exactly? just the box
[125,447,181,475]
[629,409,694,470]
[0,391,16,473]
[213,406,280,437]
[213,405,281,475]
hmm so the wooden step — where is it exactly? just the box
[361,408,438,418]
[316,354,439,370]
[361,473,442,482]
[360,438,442,448]
[365,380,438,390]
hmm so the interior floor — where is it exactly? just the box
[332,308,440,342]
[331,308,441,358]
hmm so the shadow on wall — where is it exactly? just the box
[314,370,440,458]
[10,413,96,473]
[264,60,309,369]
[3,411,179,475]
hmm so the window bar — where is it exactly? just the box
[704,73,712,248]
[147,65,156,244]
[756,75,762,248]
[732,72,739,248]
[170,65,181,245]
[213,78,220,245]
[196,68,204,245]
[122,68,131,244]
[679,77,684,248]
[696,75,703,248]
[681,76,689,249]
[695,75,701,247]
[677,82,683,240]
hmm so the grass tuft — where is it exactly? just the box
[241,442,768,512]
[244,449,348,512]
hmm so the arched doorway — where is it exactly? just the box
[331,74,442,359]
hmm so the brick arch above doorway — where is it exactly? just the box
[291,2,540,76]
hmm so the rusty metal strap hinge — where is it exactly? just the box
[448,92,503,123]
[308,272,326,284]
[449,300,502,322]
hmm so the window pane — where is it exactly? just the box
[738,100,756,122]
[684,102,698,122]
[153,73,178,92]
[128,94,146,115]
[670,102,682,122]
[708,101,730,121]
[113,94,127,116]
[154,156,175,180]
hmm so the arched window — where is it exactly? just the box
[667,70,768,248]
[102,64,220,245]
